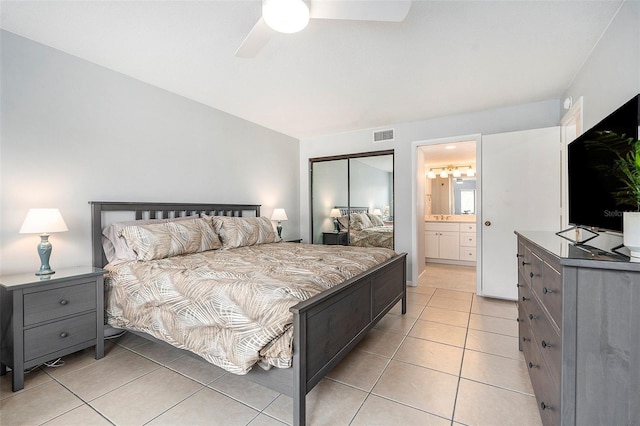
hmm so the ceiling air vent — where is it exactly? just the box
[373,129,394,143]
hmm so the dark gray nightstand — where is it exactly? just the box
[322,232,348,245]
[0,266,106,391]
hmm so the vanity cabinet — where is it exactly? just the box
[516,232,640,426]
[425,222,476,263]
[425,222,460,260]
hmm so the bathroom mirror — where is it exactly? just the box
[428,176,476,215]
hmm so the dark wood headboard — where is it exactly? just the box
[335,206,369,216]
[89,201,261,268]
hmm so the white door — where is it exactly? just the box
[481,127,560,299]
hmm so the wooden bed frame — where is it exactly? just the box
[89,201,406,426]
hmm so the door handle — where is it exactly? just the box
[484,220,491,226]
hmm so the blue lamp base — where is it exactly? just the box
[36,234,55,276]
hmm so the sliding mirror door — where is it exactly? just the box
[311,159,348,245]
[310,151,394,248]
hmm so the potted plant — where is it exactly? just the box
[588,131,640,259]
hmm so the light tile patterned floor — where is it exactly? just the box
[0,263,542,425]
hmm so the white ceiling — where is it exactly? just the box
[0,1,624,139]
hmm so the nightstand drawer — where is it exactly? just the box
[24,312,96,361]
[24,281,96,326]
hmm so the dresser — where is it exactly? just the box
[0,266,106,391]
[515,231,640,426]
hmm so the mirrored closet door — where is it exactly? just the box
[310,150,394,249]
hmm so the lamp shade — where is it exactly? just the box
[329,208,341,218]
[19,208,68,234]
[271,208,288,221]
[263,0,310,33]
[372,209,382,216]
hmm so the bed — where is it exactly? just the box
[335,206,394,249]
[90,201,406,426]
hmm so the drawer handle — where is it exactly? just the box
[541,340,551,349]
[522,296,529,302]
[522,261,530,266]
[542,287,553,294]
[529,272,534,278]
[516,253,523,258]
[529,313,536,320]
[522,336,529,342]
[516,283,522,288]
[528,361,537,369]
[59,299,68,305]
[540,402,550,410]
[59,332,69,338]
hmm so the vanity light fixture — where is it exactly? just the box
[427,165,476,179]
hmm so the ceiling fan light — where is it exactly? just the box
[427,170,436,179]
[263,0,310,34]
[440,170,448,178]
[467,167,475,177]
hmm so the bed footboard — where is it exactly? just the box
[290,253,406,426]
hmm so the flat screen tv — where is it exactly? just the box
[567,94,639,232]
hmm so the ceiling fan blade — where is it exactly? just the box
[309,0,411,22]
[235,17,276,58]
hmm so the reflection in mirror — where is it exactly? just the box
[310,151,394,249]
[311,159,348,245]
[348,155,394,248]
[428,176,476,215]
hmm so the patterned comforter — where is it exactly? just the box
[105,242,395,374]
[349,226,394,249]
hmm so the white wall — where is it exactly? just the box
[561,0,639,251]
[563,0,640,129]
[0,31,300,275]
[300,100,560,281]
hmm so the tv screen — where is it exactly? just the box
[567,94,639,232]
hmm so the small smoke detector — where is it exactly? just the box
[373,129,394,143]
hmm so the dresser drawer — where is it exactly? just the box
[520,247,536,287]
[459,247,477,261]
[24,281,96,326]
[459,233,476,247]
[522,328,561,426]
[460,223,476,233]
[526,301,561,392]
[537,261,562,329]
[24,312,96,361]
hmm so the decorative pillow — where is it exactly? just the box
[210,216,279,249]
[337,215,349,230]
[367,213,385,227]
[119,217,221,261]
[349,212,373,230]
[102,216,197,264]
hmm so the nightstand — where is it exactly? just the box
[0,266,106,391]
[322,231,348,245]
[286,239,303,243]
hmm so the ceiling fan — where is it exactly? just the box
[235,0,412,58]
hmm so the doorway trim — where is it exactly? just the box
[411,134,482,293]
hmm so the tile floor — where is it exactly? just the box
[0,263,542,425]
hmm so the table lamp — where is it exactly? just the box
[271,208,288,238]
[372,208,382,216]
[330,208,341,232]
[19,208,68,275]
